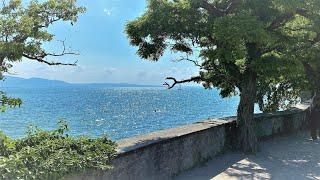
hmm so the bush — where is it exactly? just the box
[0,121,117,179]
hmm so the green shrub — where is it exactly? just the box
[0,121,117,179]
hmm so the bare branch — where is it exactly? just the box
[46,40,79,57]
[22,53,78,66]
[200,0,240,17]
[163,76,203,89]
[173,56,203,68]
[200,0,224,16]
[171,55,240,87]
[22,40,78,66]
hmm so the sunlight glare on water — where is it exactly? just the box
[0,86,241,140]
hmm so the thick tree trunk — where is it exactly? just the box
[237,69,258,153]
[310,89,320,140]
[302,61,320,139]
[302,61,320,107]
[236,42,260,153]
[0,57,4,80]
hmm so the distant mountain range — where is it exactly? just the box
[0,76,160,88]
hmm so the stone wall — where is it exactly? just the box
[66,104,309,180]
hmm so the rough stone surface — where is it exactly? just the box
[66,104,310,180]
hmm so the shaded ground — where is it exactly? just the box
[175,131,320,180]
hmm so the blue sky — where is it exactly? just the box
[11,0,198,85]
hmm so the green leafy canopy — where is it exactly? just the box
[0,0,85,111]
[126,0,316,112]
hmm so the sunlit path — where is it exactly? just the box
[175,131,320,180]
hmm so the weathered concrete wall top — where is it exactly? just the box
[67,103,309,180]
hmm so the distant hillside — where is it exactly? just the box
[0,76,71,87]
[0,76,160,88]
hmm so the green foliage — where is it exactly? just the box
[125,0,320,152]
[0,121,117,180]
[0,75,22,112]
[0,0,85,112]
[0,91,22,112]
[125,0,314,112]
[0,0,85,68]
[281,5,320,94]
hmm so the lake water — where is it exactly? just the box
[0,86,240,140]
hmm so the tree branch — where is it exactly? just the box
[267,9,308,31]
[200,0,240,17]
[200,0,224,16]
[0,57,3,67]
[302,61,316,86]
[173,56,203,68]
[311,33,320,44]
[22,40,78,66]
[172,56,239,86]
[224,0,241,13]
[163,76,203,89]
[267,13,294,31]
[47,40,79,57]
[22,53,77,66]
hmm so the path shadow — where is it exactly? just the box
[175,131,320,180]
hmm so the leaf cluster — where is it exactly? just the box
[0,91,22,112]
[0,120,117,180]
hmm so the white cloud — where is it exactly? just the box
[103,8,112,16]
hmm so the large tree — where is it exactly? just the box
[0,0,85,111]
[126,0,308,152]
